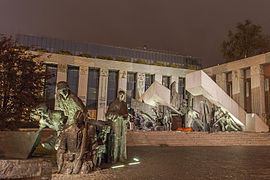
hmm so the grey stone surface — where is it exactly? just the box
[0,131,41,159]
[0,158,52,179]
[52,146,270,180]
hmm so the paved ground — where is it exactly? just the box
[53,146,270,180]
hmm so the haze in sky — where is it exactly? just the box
[0,0,270,67]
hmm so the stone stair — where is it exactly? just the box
[127,131,270,146]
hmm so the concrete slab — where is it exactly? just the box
[139,81,170,106]
[0,131,41,159]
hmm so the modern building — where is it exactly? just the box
[15,34,201,69]
[14,34,270,131]
[203,53,270,126]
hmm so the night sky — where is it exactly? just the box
[0,0,270,67]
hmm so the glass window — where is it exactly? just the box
[67,65,79,95]
[178,77,185,98]
[162,76,171,89]
[226,72,232,97]
[86,68,99,110]
[127,72,136,105]
[145,74,154,91]
[44,64,57,110]
[107,70,118,105]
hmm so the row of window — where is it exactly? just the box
[44,64,186,110]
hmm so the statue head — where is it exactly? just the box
[35,103,48,116]
[57,81,70,99]
[118,90,125,102]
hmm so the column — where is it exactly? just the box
[154,74,162,84]
[118,70,127,102]
[97,69,108,121]
[215,73,226,92]
[118,70,127,92]
[77,66,88,105]
[171,76,179,92]
[135,72,145,99]
[56,64,67,83]
[251,65,265,118]
[55,64,67,109]
[232,69,245,108]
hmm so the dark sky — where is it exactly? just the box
[0,0,270,67]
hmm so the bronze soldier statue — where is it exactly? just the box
[106,90,129,163]
[56,81,86,125]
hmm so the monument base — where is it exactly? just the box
[0,158,52,179]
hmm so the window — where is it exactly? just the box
[107,70,118,105]
[44,64,57,110]
[178,77,185,98]
[162,76,171,89]
[67,65,79,95]
[86,68,99,110]
[127,72,136,105]
[226,72,232,97]
[145,74,154,91]
[244,69,251,113]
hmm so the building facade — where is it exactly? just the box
[39,52,193,121]
[204,52,270,126]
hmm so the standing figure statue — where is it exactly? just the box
[163,109,172,131]
[57,112,97,174]
[56,81,86,125]
[35,103,67,150]
[106,90,129,163]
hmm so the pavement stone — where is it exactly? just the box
[52,146,270,180]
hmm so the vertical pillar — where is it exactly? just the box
[118,70,127,95]
[232,69,245,108]
[77,66,88,105]
[215,73,226,92]
[171,76,179,92]
[118,70,127,93]
[55,64,67,109]
[155,74,162,84]
[56,64,67,83]
[250,65,265,118]
[136,72,145,99]
[97,69,108,121]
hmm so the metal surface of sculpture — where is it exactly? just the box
[57,114,97,174]
[56,81,86,125]
[106,90,128,163]
[35,103,67,150]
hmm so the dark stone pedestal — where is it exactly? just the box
[0,158,52,179]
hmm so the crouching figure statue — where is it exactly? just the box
[57,112,97,174]
[35,103,67,150]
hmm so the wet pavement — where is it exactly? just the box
[53,146,270,180]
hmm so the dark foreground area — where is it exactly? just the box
[53,146,270,180]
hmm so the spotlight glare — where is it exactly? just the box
[111,164,125,169]
[128,162,140,165]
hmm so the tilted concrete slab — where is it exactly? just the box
[186,70,269,132]
[140,81,170,107]
[0,131,41,159]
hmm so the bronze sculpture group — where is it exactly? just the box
[35,80,242,174]
[35,81,128,174]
